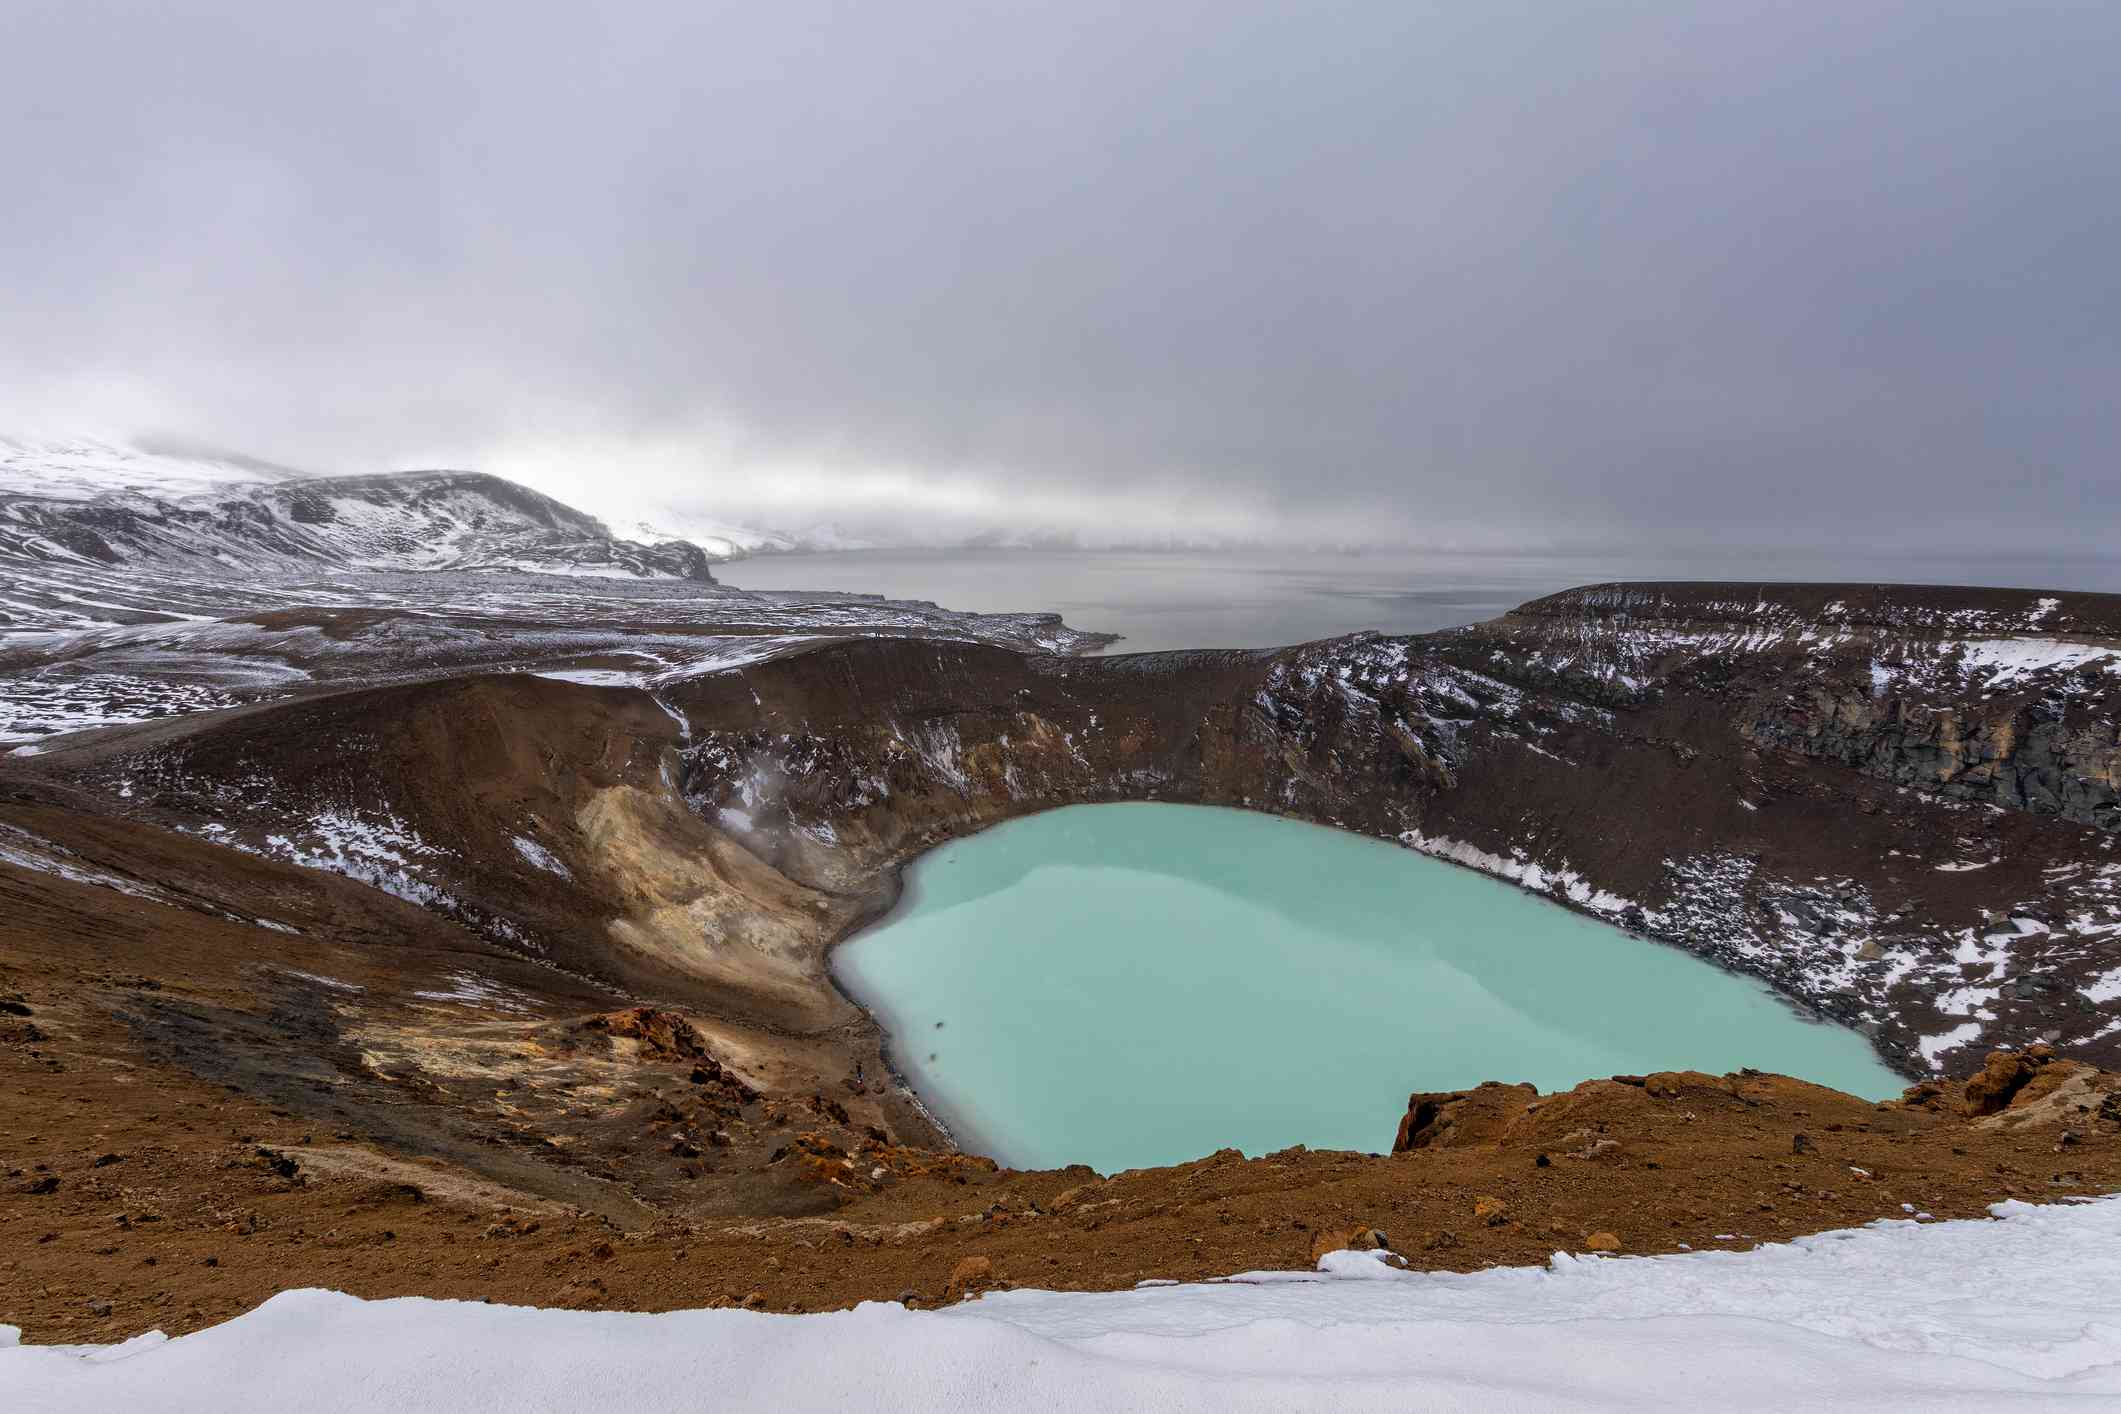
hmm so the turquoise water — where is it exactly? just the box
[834,804,1904,1174]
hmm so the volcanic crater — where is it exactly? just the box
[5,463,2121,1339]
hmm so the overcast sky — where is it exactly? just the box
[5,1,2117,551]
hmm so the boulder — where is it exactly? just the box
[1393,1082,1537,1152]
[1962,1046,2055,1117]
[1642,1071,1724,1100]
[590,1007,711,1060]
[1307,1225,1392,1264]
[1975,1059,2113,1131]
[946,1255,994,1300]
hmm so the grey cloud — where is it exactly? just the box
[3,1,2117,550]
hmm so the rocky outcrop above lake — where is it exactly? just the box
[1509,583,2121,832]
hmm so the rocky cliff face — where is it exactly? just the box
[1503,583,2121,833]
[1746,688,2119,830]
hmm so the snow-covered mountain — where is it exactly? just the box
[0,439,717,583]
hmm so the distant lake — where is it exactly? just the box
[722,546,2113,655]
[834,804,1902,1172]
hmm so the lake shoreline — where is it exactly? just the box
[827,855,1026,1170]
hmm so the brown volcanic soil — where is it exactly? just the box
[6,957,2118,1345]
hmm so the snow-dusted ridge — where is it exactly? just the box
[1,445,719,589]
[0,441,1118,744]
[0,436,294,503]
[7,1197,2119,1411]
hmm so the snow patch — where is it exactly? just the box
[9,1200,2121,1410]
[0,823,171,902]
[906,720,975,795]
[1919,1021,1986,1068]
[410,971,535,1014]
[1953,636,2116,688]
[510,835,572,880]
[1398,828,1632,916]
[253,808,456,910]
[528,667,644,687]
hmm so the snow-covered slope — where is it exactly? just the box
[0,440,717,585]
[0,437,295,502]
[7,1198,2118,1411]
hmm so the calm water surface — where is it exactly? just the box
[724,546,2110,655]
[834,804,1903,1173]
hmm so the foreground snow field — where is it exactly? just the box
[7,1198,2119,1412]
